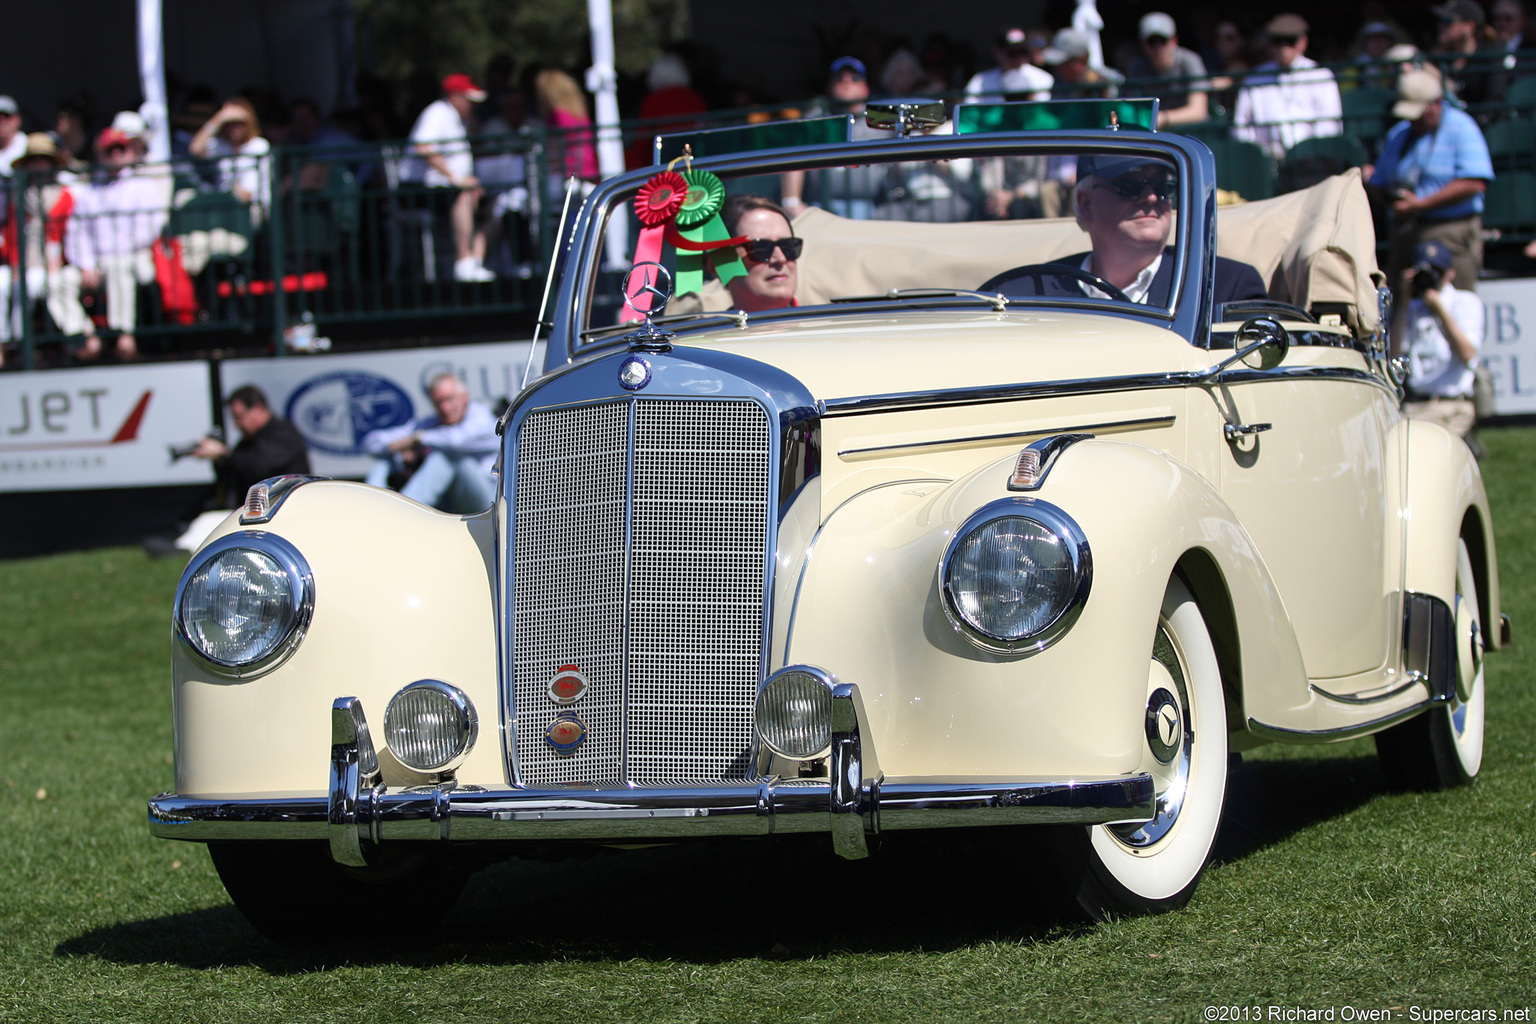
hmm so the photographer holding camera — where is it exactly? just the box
[191,385,311,505]
[1392,240,1485,452]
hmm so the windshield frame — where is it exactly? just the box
[551,129,1219,365]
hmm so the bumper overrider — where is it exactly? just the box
[149,684,1155,863]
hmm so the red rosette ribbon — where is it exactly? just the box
[625,171,689,319]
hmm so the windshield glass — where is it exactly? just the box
[578,141,1189,335]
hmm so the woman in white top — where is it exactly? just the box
[189,97,272,220]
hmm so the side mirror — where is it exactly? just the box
[1235,316,1290,370]
[1204,316,1290,379]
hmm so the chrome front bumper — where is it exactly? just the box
[149,689,1155,863]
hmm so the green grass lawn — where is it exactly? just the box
[2,430,1533,1024]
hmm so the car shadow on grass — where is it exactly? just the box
[58,752,1388,972]
[1214,748,1387,864]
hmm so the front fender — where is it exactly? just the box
[785,438,1309,779]
[172,482,501,795]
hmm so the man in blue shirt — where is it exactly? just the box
[1369,67,1494,294]
[364,372,499,513]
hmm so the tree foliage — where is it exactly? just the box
[354,0,689,89]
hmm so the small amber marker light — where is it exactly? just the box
[243,483,270,520]
[1009,449,1042,489]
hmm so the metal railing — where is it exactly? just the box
[5,51,1535,370]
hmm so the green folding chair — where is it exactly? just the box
[1206,138,1277,201]
[1341,87,1398,151]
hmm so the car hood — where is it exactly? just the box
[665,309,1214,404]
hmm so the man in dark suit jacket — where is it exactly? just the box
[984,153,1267,307]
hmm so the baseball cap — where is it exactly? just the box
[441,73,487,101]
[1394,68,1444,120]
[1360,21,1395,39]
[95,127,133,150]
[0,95,18,117]
[1433,0,1486,24]
[1001,27,1032,51]
[1042,28,1091,65]
[111,110,147,139]
[829,56,867,79]
[1265,13,1310,37]
[1139,12,1177,41]
[1414,240,1453,271]
[1077,153,1177,181]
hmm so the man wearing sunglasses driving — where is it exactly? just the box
[985,155,1265,307]
[719,194,800,312]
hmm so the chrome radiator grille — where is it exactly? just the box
[511,398,772,787]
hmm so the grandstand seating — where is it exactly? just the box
[1205,138,1277,201]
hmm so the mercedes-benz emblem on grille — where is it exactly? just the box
[545,712,587,756]
[618,356,652,391]
[548,664,588,704]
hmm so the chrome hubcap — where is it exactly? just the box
[1146,688,1181,764]
[1113,625,1193,849]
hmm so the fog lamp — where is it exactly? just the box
[383,680,478,773]
[755,667,835,760]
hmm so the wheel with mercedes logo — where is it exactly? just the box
[1052,575,1229,919]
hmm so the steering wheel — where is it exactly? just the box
[980,263,1132,304]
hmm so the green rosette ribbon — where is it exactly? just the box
[669,170,746,296]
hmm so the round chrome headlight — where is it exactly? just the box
[175,532,313,675]
[940,498,1090,655]
[384,680,478,773]
[755,667,835,760]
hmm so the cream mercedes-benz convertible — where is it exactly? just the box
[149,100,1505,939]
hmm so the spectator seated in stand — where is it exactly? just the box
[363,372,499,514]
[0,95,25,177]
[1123,12,1211,129]
[64,127,171,360]
[188,97,272,225]
[965,27,1054,102]
[1,133,97,365]
[1231,13,1343,162]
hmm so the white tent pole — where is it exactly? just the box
[585,0,629,268]
[584,0,625,180]
[137,0,171,163]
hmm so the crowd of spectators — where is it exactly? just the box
[2,2,1536,369]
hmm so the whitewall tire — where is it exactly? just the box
[1055,575,1229,918]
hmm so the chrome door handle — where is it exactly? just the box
[1224,421,1273,442]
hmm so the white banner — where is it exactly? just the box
[222,341,545,478]
[1479,278,1536,417]
[0,362,216,493]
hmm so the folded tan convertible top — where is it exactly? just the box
[683,169,1384,335]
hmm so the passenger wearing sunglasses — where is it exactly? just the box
[984,155,1265,307]
[719,194,800,312]
[1231,13,1342,162]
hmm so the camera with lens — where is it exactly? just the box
[169,426,223,462]
[1410,262,1445,296]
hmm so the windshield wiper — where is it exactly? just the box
[831,288,1008,312]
